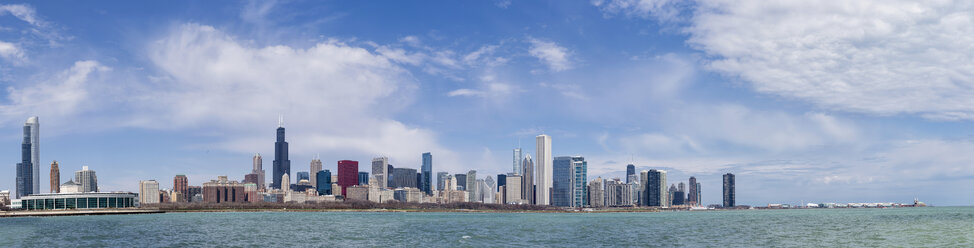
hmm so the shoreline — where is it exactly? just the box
[0,208,164,218]
[0,205,933,218]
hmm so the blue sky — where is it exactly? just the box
[1,0,973,206]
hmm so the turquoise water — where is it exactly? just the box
[1,207,972,247]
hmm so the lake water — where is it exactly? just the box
[1,207,972,247]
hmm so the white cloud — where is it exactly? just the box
[131,23,460,168]
[527,38,573,72]
[399,35,421,47]
[447,82,515,98]
[0,60,111,125]
[597,0,974,120]
[0,41,24,61]
[690,0,974,119]
[0,4,40,26]
[592,0,683,22]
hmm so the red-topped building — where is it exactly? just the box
[337,160,359,197]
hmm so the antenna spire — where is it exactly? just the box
[278,114,284,128]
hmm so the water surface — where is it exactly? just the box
[1,207,971,247]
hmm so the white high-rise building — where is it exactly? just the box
[371,157,389,188]
[27,116,39,194]
[139,180,160,205]
[505,175,522,204]
[282,174,290,192]
[252,153,265,189]
[482,178,494,204]
[75,166,98,193]
[588,177,604,208]
[535,134,552,205]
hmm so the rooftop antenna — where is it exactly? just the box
[278,114,284,128]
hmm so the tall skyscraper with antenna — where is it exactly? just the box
[272,116,290,189]
[513,147,522,175]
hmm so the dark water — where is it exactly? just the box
[1,207,973,247]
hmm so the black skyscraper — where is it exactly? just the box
[626,164,635,184]
[455,174,467,191]
[272,119,290,189]
[15,125,33,198]
[723,173,735,208]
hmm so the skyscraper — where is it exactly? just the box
[358,172,369,185]
[505,175,522,204]
[675,182,687,206]
[174,174,188,202]
[521,153,534,204]
[552,156,573,207]
[15,116,38,198]
[605,178,633,207]
[282,174,290,192]
[371,157,389,189]
[483,176,495,203]
[337,160,359,196]
[252,153,265,189]
[572,156,587,208]
[50,160,59,193]
[272,117,291,189]
[139,180,160,205]
[454,174,467,191]
[535,134,552,205]
[421,152,432,195]
[626,164,635,184]
[588,177,604,207]
[436,172,448,191]
[723,173,735,208]
[310,155,322,187]
[644,169,667,207]
[688,176,698,206]
[316,170,332,195]
[75,166,98,193]
[496,174,506,192]
[466,170,477,199]
[696,182,701,206]
[28,117,39,195]
[513,147,522,175]
[390,167,418,188]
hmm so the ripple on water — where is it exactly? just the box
[1,207,973,247]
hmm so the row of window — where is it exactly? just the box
[23,197,135,210]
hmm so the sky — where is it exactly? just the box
[1,0,973,206]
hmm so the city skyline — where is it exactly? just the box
[1,1,973,206]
